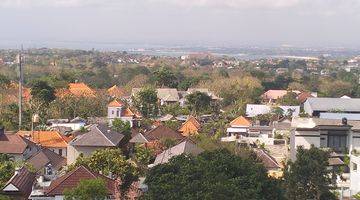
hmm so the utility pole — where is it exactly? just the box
[18,45,23,130]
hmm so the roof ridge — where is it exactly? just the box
[95,125,116,146]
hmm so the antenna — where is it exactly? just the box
[18,45,23,130]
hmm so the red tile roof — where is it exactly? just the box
[297,92,314,104]
[17,131,71,148]
[3,167,36,198]
[143,125,184,142]
[262,90,288,100]
[178,116,201,136]
[107,85,125,98]
[68,83,96,97]
[0,133,33,154]
[46,166,117,196]
[108,99,124,107]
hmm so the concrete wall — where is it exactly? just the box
[350,155,360,196]
[108,107,122,119]
[67,145,104,165]
[303,100,313,116]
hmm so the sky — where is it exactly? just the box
[0,0,360,48]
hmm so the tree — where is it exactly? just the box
[0,74,10,86]
[277,92,300,106]
[153,67,177,88]
[64,178,108,200]
[70,148,138,195]
[112,119,131,144]
[133,87,158,118]
[134,145,154,166]
[284,146,335,200]
[143,149,284,200]
[0,154,15,188]
[30,80,56,104]
[186,91,212,114]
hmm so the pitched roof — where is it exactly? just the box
[262,90,288,100]
[68,83,96,97]
[2,167,36,198]
[26,148,66,172]
[230,116,251,127]
[46,166,116,196]
[297,92,314,104]
[254,149,280,170]
[187,88,221,100]
[108,99,124,107]
[130,125,184,143]
[178,116,201,136]
[0,133,32,154]
[107,85,125,98]
[17,131,71,148]
[132,88,179,102]
[70,124,124,147]
[153,140,203,166]
[142,125,184,142]
[305,97,360,112]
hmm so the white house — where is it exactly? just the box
[246,104,300,118]
[304,98,360,117]
[107,99,138,127]
[49,117,86,131]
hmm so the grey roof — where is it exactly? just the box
[70,124,124,147]
[26,148,66,172]
[152,140,203,166]
[306,98,360,112]
[132,88,179,102]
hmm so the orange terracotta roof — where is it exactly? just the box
[178,116,201,136]
[17,131,70,148]
[297,92,314,104]
[107,85,125,98]
[230,116,251,127]
[108,99,124,107]
[122,108,135,117]
[68,83,96,97]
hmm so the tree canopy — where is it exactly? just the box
[64,178,108,200]
[133,87,158,118]
[143,149,284,200]
[186,91,212,114]
[284,146,336,200]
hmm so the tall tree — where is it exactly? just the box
[284,146,335,200]
[112,119,131,144]
[64,178,108,200]
[186,91,212,114]
[153,67,177,88]
[30,80,56,104]
[143,149,284,200]
[133,87,158,118]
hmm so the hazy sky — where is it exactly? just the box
[0,0,360,48]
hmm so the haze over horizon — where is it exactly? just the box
[1,0,360,49]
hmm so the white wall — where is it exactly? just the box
[67,145,104,165]
[350,155,360,195]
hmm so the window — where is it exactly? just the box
[327,134,347,151]
[111,110,114,115]
[353,162,358,171]
[59,149,63,156]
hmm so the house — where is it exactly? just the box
[29,165,119,200]
[67,124,125,165]
[178,116,201,136]
[0,127,39,161]
[186,88,221,101]
[262,90,301,103]
[130,125,184,150]
[226,116,252,136]
[296,92,315,104]
[254,149,282,178]
[304,98,360,117]
[1,167,36,200]
[246,104,300,118]
[107,99,139,127]
[132,88,179,105]
[149,140,204,167]
[107,85,125,99]
[18,131,71,158]
[290,117,360,161]
[48,117,86,131]
[26,148,66,176]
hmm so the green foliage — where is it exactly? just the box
[186,91,212,114]
[133,87,159,118]
[153,67,178,88]
[0,195,11,200]
[353,192,360,200]
[112,119,132,143]
[64,178,108,200]
[159,138,177,149]
[0,74,10,86]
[30,80,56,104]
[143,149,284,200]
[69,148,138,195]
[134,145,154,166]
[0,154,15,189]
[162,120,181,131]
[284,146,335,200]
[277,92,300,106]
